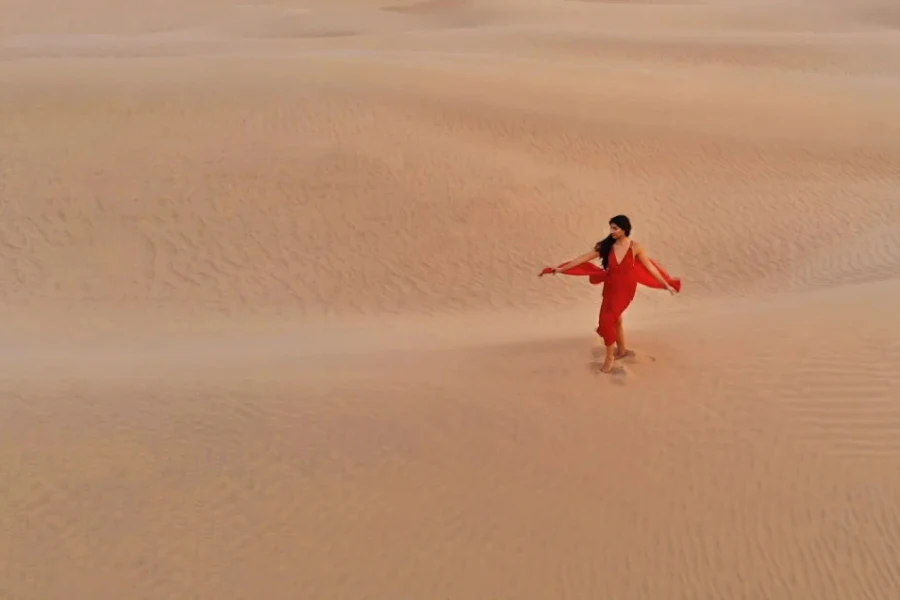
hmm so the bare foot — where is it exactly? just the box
[614,349,634,360]
[600,354,615,373]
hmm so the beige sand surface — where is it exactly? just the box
[2,1,900,598]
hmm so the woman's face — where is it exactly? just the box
[609,223,626,239]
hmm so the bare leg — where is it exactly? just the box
[601,344,615,373]
[614,317,630,358]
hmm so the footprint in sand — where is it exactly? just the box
[586,362,631,387]
[590,347,656,365]
[616,349,657,364]
[587,359,631,379]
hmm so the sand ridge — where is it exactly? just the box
[2,0,900,599]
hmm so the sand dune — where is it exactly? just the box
[2,0,900,599]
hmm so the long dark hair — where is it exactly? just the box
[595,214,632,270]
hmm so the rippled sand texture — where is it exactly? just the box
[3,1,900,599]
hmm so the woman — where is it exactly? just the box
[541,214,680,373]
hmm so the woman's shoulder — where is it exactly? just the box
[629,240,647,258]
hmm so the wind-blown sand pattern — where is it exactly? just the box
[2,1,900,599]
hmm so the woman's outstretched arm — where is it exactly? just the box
[550,249,600,274]
[634,243,677,293]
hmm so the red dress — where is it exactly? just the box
[540,243,682,346]
[596,243,639,346]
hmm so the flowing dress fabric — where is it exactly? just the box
[540,257,681,291]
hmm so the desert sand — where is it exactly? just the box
[3,0,900,598]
